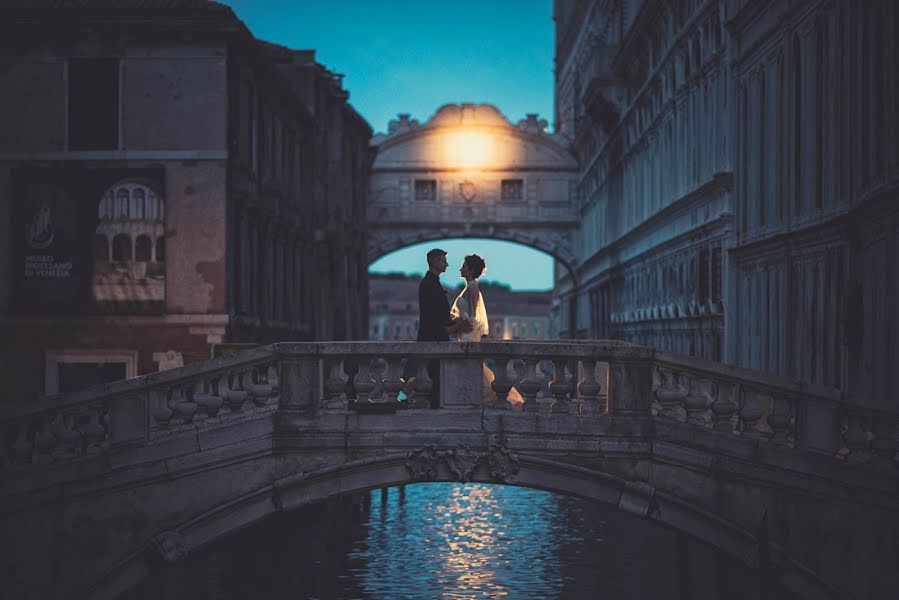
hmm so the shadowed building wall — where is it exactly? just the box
[0,1,372,403]
[554,0,898,412]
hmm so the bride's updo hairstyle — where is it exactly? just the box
[464,254,486,279]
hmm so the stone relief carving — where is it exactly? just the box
[404,444,441,481]
[486,444,520,484]
[444,445,480,483]
[404,444,520,484]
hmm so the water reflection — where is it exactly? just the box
[348,484,567,599]
[127,482,781,600]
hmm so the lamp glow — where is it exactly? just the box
[441,129,497,169]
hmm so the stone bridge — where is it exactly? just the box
[1,341,898,599]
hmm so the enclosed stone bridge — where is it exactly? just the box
[366,103,580,273]
[1,341,898,600]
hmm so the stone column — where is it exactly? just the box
[606,347,655,417]
[276,352,321,429]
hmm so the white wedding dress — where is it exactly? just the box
[450,280,523,407]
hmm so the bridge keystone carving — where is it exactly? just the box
[404,443,520,484]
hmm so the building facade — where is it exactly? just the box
[554,0,898,410]
[0,1,372,402]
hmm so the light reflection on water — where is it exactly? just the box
[340,484,578,599]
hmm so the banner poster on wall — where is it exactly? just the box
[11,167,166,315]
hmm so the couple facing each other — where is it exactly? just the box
[416,248,523,406]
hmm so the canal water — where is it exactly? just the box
[129,483,781,600]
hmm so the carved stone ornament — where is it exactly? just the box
[444,445,480,483]
[487,444,520,484]
[459,180,477,202]
[149,531,188,564]
[405,444,441,481]
[405,444,520,484]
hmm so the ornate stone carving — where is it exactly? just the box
[405,444,441,481]
[444,445,480,483]
[149,531,188,564]
[404,443,520,484]
[487,444,520,484]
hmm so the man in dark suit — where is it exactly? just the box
[412,248,472,407]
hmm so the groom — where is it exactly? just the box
[412,248,472,407]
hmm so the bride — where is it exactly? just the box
[450,254,523,407]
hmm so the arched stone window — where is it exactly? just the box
[135,235,152,262]
[133,188,146,220]
[117,188,129,220]
[112,234,132,261]
[92,234,109,262]
[155,236,165,262]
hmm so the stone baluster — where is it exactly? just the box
[79,405,108,454]
[150,387,174,427]
[382,356,405,404]
[411,360,433,409]
[171,386,198,424]
[684,376,715,428]
[655,367,687,420]
[490,357,513,410]
[221,372,249,414]
[710,382,739,433]
[538,360,554,412]
[577,359,602,414]
[738,388,767,438]
[193,377,223,418]
[518,358,542,412]
[843,410,871,463]
[322,357,348,410]
[549,359,573,414]
[869,417,897,468]
[766,394,794,446]
[248,365,274,407]
[354,358,376,404]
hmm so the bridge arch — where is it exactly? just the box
[93,453,838,600]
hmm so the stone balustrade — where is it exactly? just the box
[0,341,896,471]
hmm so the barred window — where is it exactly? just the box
[415,179,437,201]
[501,179,523,201]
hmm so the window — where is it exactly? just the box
[415,179,437,201]
[68,58,119,150]
[501,179,523,201]
[45,350,137,395]
[135,235,152,262]
[112,234,132,261]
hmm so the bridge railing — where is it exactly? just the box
[0,341,896,471]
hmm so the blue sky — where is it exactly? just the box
[220,0,556,290]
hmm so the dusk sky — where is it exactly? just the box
[219,0,556,290]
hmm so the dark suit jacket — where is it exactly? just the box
[417,271,452,341]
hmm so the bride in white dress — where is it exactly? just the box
[450,254,523,407]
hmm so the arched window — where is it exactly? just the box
[117,188,130,220]
[133,188,146,220]
[135,235,152,262]
[155,236,165,263]
[112,234,132,261]
[92,234,109,262]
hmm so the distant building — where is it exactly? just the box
[0,1,372,401]
[369,274,551,340]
